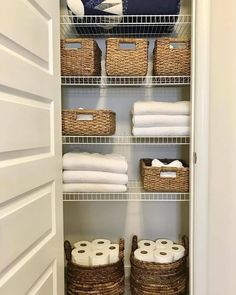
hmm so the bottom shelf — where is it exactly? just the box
[63,181,190,202]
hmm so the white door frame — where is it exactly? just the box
[191,0,210,294]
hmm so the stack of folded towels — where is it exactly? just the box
[132,101,190,136]
[134,238,185,263]
[63,152,128,192]
[71,238,120,266]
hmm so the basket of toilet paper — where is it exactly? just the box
[64,238,125,294]
[130,235,188,295]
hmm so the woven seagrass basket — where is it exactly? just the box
[62,109,116,136]
[64,239,125,295]
[153,38,191,76]
[140,159,189,192]
[106,38,149,76]
[130,235,189,295]
[61,38,102,76]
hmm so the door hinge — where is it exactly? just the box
[193,152,197,164]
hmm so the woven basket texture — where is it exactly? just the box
[153,38,191,76]
[62,109,116,136]
[106,38,149,76]
[130,235,188,295]
[64,239,125,295]
[61,38,101,76]
[140,159,189,192]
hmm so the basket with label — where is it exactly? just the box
[106,38,149,76]
[140,159,189,192]
[130,235,188,295]
[62,109,116,136]
[61,38,102,76]
[153,38,191,76]
[64,239,125,295]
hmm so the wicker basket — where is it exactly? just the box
[106,38,149,76]
[130,235,188,295]
[140,159,189,192]
[62,109,116,136]
[153,38,191,76]
[61,38,102,76]
[64,239,125,295]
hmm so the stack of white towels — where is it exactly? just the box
[71,239,120,266]
[134,238,185,263]
[63,152,128,192]
[132,101,190,136]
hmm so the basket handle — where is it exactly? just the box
[119,238,125,260]
[182,235,189,256]
[74,110,95,121]
[169,40,190,50]
[64,240,72,262]
[159,166,179,173]
[64,40,82,50]
[118,40,137,51]
[132,235,138,253]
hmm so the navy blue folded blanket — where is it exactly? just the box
[67,0,180,16]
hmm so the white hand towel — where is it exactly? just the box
[152,159,183,168]
[132,115,190,127]
[132,101,190,115]
[132,126,190,136]
[63,152,128,173]
[63,171,128,185]
[63,183,127,193]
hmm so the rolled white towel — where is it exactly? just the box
[63,183,127,193]
[132,115,190,127]
[132,126,190,136]
[132,101,190,115]
[63,152,128,173]
[152,159,184,168]
[63,171,128,185]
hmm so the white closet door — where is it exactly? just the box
[0,1,63,294]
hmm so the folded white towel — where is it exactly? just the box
[132,127,190,136]
[63,183,127,193]
[63,152,128,173]
[152,159,184,168]
[63,171,128,185]
[132,115,190,127]
[132,101,190,115]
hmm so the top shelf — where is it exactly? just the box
[60,14,191,38]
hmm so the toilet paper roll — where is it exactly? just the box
[74,240,91,250]
[168,244,185,261]
[90,249,109,266]
[134,248,154,262]
[71,248,91,266]
[154,249,174,264]
[108,244,119,264]
[155,239,174,249]
[92,239,111,250]
[138,240,156,251]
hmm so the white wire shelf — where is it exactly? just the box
[62,135,190,145]
[61,76,191,87]
[63,181,190,202]
[60,15,191,38]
